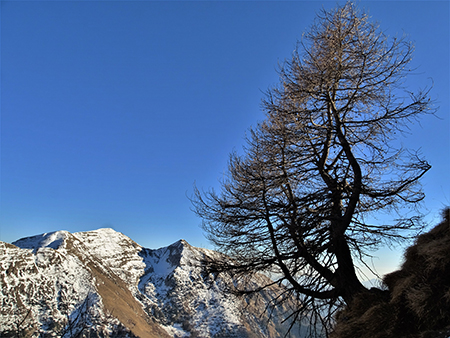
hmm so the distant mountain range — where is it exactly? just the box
[0,228,307,337]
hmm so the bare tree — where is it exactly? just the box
[192,2,433,335]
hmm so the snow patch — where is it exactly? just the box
[12,230,69,252]
[162,323,190,337]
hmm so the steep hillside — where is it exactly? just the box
[331,208,450,338]
[1,230,169,338]
[1,228,307,337]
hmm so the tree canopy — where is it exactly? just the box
[193,2,433,335]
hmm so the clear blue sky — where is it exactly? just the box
[1,1,449,278]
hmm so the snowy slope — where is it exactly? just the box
[0,234,123,337]
[138,240,247,337]
[1,228,307,338]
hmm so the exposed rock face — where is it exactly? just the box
[1,228,306,337]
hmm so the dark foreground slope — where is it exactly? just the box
[332,208,450,338]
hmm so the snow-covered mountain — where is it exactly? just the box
[1,228,306,337]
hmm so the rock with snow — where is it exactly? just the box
[1,228,307,337]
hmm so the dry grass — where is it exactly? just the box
[89,262,170,338]
[332,208,450,338]
[65,236,171,338]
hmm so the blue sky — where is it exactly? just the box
[1,1,449,278]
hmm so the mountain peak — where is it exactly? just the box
[168,238,190,249]
[2,228,305,337]
[87,227,120,234]
[12,230,70,251]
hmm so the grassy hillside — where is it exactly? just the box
[332,208,450,338]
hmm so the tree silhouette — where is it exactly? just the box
[193,2,433,335]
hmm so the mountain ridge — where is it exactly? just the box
[1,228,306,338]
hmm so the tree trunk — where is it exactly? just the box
[334,236,366,304]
